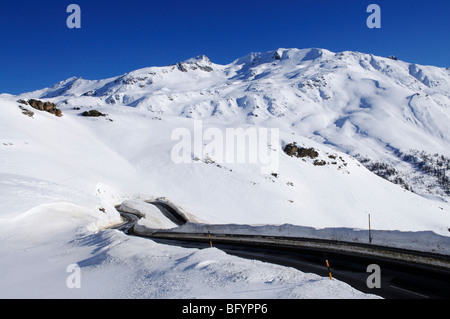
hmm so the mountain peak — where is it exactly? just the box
[232,48,334,68]
[176,54,213,72]
[183,54,211,64]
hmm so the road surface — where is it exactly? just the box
[113,204,450,299]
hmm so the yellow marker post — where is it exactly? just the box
[208,231,212,247]
[326,260,332,280]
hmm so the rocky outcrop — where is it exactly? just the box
[283,142,319,159]
[17,104,34,118]
[81,110,107,117]
[176,55,213,73]
[20,99,63,117]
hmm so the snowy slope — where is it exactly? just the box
[0,201,376,299]
[17,48,450,200]
[1,47,450,298]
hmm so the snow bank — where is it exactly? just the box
[169,222,450,256]
[0,204,379,299]
[0,173,377,299]
[119,199,178,229]
[100,237,378,299]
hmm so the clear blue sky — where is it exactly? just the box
[0,0,449,94]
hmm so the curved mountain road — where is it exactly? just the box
[112,204,450,299]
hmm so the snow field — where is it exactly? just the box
[2,47,450,298]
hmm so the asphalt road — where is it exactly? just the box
[113,207,450,299]
[149,237,450,299]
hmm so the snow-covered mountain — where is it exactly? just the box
[1,48,450,298]
[15,47,450,201]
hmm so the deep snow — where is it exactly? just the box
[1,47,450,299]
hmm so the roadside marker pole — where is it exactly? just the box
[326,259,333,280]
[208,231,212,247]
[368,213,372,244]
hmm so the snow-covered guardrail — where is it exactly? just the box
[133,228,450,272]
[114,199,450,272]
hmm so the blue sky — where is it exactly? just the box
[0,0,449,94]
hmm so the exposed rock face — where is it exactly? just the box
[81,110,107,117]
[273,51,282,60]
[175,55,213,73]
[22,99,63,117]
[177,62,188,73]
[298,147,319,159]
[283,143,299,156]
[283,142,319,159]
[17,104,34,117]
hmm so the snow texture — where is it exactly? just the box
[1,48,450,299]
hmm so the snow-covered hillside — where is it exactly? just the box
[1,47,450,298]
[16,47,450,200]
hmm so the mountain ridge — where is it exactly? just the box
[7,47,450,202]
